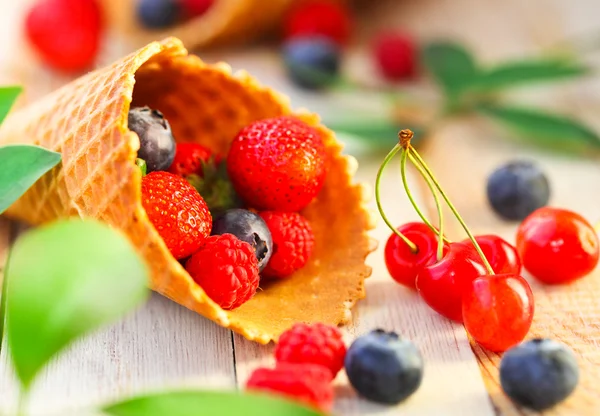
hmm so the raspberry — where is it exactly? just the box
[246,363,334,412]
[275,323,347,377]
[185,234,259,310]
[181,0,214,18]
[168,143,216,178]
[259,212,315,279]
[284,0,353,45]
[373,32,417,81]
[25,0,103,72]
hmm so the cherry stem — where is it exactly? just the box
[400,149,446,261]
[375,144,419,253]
[407,145,495,275]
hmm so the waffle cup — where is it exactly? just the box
[0,38,376,343]
[102,0,346,50]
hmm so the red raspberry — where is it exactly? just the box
[259,212,314,279]
[246,363,334,412]
[141,171,212,259]
[181,0,214,18]
[275,323,347,377]
[284,0,353,45]
[25,0,103,72]
[185,234,259,310]
[373,32,417,81]
[168,143,218,177]
[227,116,327,212]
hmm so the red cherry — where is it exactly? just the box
[384,222,440,289]
[284,1,353,45]
[462,274,534,352]
[181,0,214,18]
[416,242,487,322]
[25,0,103,72]
[461,235,522,275]
[516,207,599,284]
[372,31,417,81]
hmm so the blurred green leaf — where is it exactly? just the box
[6,220,149,390]
[0,86,22,125]
[421,42,479,97]
[477,103,600,149]
[0,145,61,214]
[103,390,324,416]
[472,59,589,90]
[0,248,9,352]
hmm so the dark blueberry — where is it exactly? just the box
[486,160,550,221]
[500,338,579,411]
[282,36,341,90]
[128,107,176,173]
[344,329,423,404]
[211,209,273,272]
[136,0,180,29]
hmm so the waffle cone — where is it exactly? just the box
[102,0,347,50]
[0,38,375,343]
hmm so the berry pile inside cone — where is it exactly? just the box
[130,107,326,311]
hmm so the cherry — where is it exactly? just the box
[516,207,599,284]
[416,242,487,322]
[462,274,534,352]
[461,235,522,275]
[384,222,440,289]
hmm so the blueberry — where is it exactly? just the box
[128,107,176,173]
[500,338,579,411]
[282,36,341,90]
[345,329,423,404]
[136,0,180,29]
[486,160,550,221]
[211,209,273,272]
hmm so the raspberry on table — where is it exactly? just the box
[246,363,334,412]
[185,234,259,310]
[275,323,347,378]
[372,32,418,81]
[284,0,353,45]
[259,212,315,279]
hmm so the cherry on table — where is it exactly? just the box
[416,242,487,322]
[461,234,522,275]
[462,274,534,352]
[516,207,599,284]
[384,222,440,289]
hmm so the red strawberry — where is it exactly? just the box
[284,0,353,46]
[246,363,334,412]
[25,0,103,72]
[259,211,314,279]
[168,143,217,177]
[227,116,327,212]
[373,32,417,81]
[185,234,259,310]
[141,171,212,259]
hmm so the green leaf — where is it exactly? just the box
[0,86,22,125]
[0,145,61,214]
[472,59,589,91]
[103,391,324,416]
[6,219,149,390]
[0,248,9,352]
[421,42,479,97]
[135,158,147,176]
[477,103,600,150]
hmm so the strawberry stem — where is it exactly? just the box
[399,129,495,275]
[376,144,419,253]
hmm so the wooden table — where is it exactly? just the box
[1,0,599,414]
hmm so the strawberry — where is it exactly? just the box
[227,116,327,212]
[25,0,103,72]
[168,143,217,178]
[141,171,212,259]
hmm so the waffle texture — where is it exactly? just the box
[0,38,376,343]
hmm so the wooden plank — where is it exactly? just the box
[233,156,496,415]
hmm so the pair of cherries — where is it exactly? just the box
[384,207,600,352]
[385,222,532,352]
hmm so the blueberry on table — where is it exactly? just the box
[128,107,176,173]
[500,338,579,411]
[282,36,341,90]
[211,209,273,272]
[137,0,180,29]
[344,329,423,404]
[486,160,550,221]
